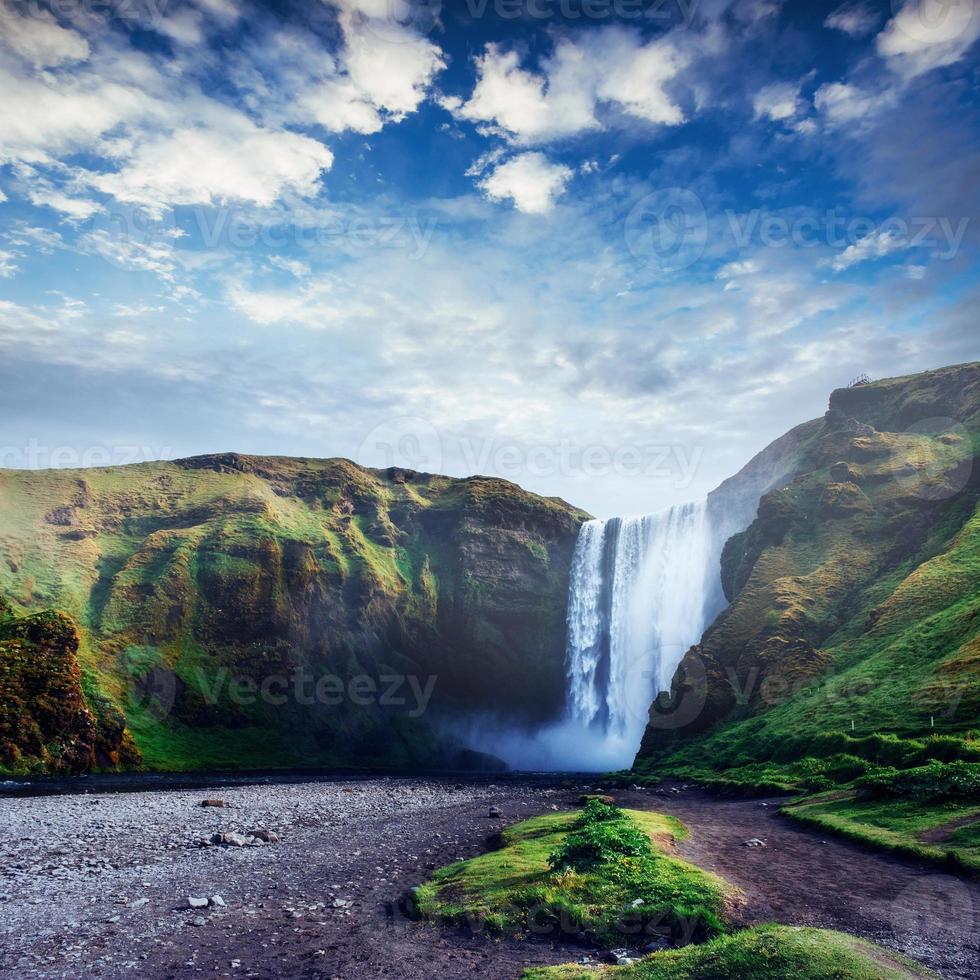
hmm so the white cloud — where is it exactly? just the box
[91,121,333,216]
[448,28,688,145]
[269,256,312,279]
[752,81,802,121]
[824,3,880,37]
[877,0,980,78]
[113,302,165,317]
[478,152,573,215]
[717,259,760,278]
[0,67,149,165]
[0,250,19,277]
[449,42,597,144]
[338,7,445,119]
[813,81,883,126]
[303,77,385,134]
[0,1,89,68]
[18,168,101,220]
[831,229,908,271]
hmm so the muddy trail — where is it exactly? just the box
[0,779,977,979]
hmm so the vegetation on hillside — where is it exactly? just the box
[0,454,588,774]
[633,363,980,868]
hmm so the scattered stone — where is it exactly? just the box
[210,832,250,847]
[743,838,767,848]
[609,949,639,966]
[209,895,226,908]
[189,915,207,927]
[187,896,209,909]
[332,898,353,909]
[247,829,280,843]
[487,806,502,819]
[200,800,225,808]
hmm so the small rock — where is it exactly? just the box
[609,949,638,966]
[209,895,226,908]
[630,897,644,907]
[187,896,208,909]
[487,806,502,819]
[743,838,767,848]
[210,832,250,847]
[200,800,225,808]
[189,916,207,927]
[331,898,353,909]
[248,829,279,843]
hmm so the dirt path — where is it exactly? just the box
[1,779,978,980]
[615,786,980,980]
[918,811,980,844]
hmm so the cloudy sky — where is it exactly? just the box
[0,0,977,517]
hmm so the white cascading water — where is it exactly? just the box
[565,503,716,749]
[473,500,722,771]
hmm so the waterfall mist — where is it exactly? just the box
[469,500,724,772]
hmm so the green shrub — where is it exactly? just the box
[576,798,624,824]
[549,814,653,871]
[857,761,980,802]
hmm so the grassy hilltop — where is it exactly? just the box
[0,455,588,774]
[633,361,980,870]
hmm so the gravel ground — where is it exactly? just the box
[1,779,978,979]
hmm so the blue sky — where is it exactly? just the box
[0,0,978,517]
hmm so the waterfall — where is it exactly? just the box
[459,499,725,772]
[565,501,716,746]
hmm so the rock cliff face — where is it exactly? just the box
[0,456,588,773]
[636,362,980,769]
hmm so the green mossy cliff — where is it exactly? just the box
[0,456,588,774]
[636,361,980,782]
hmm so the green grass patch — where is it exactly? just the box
[416,804,736,947]
[521,924,936,979]
[782,794,980,875]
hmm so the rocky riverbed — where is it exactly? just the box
[1,779,978,979]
